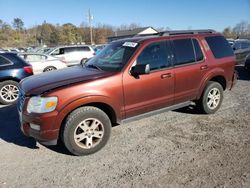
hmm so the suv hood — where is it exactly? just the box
[20,66,114,95]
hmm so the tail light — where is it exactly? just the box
[93,52,96,56]
[23,66,33,74]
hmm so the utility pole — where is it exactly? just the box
[87,9,94,45]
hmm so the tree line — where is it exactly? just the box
[222,21,250,39]
[0,18,249,48]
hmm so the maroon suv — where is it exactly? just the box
[18,30,237,155]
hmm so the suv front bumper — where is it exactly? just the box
[19,110,60,145]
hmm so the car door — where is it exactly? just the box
[171,38,208,104]
[123,40,174,118]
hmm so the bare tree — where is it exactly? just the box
[12,18,24,31]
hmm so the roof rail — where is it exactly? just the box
[159,29,216,36]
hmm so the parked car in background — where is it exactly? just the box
[227,38,235,47]
[18,30,237,155]
[93,44,106,54]
[232,39,250,64]
[46,45,95,66]
[36,47,51,54]
[19,53,67,75]
[245,53,250,71]
[0,53,33,105]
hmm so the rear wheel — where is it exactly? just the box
[196,81,223,114]
[62,106,111,156]
[43,66,56,72]
[0,80,19,105]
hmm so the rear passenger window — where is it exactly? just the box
[0,55,11,66]
[137,41,171,71]
[192,39,204,61]
[64,47,75,53]
[205,36,234,58]
[173,39,195,65]
[79,47,91,51]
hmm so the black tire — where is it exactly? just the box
[0,80,19,105]
[196,81,224,114]
[62,106,111,156]
[43,66,57,72]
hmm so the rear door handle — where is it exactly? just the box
[161,73,172,79]
[200,65,208,70]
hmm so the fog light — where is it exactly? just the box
[30,123,40,131]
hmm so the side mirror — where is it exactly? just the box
[131,64,150,76]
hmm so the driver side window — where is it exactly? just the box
[137,41,170,71]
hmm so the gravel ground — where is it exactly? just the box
[0,65,249,188]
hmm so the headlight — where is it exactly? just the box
[27,96,58,113]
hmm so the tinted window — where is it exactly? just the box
[192,39,204,61]
[0,55,11,66]
[64,47,75,53]
[137,41,170,71]
[173,39,195,65]
[205,36,234,58]
[79,46,91,52]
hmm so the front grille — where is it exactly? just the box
[17,89,25,112]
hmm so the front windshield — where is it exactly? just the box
[86,41,138,72]
[45,47,55,54]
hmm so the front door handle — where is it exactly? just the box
[200,65,208,70]
[161,73,172,79]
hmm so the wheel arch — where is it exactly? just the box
[197,72,227,100]
[57,98,120,130]
[0,77,20,83]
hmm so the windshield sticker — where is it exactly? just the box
[122,42,138,48]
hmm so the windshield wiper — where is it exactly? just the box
[86,64,102,71]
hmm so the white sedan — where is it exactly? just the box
[19,53,68,74]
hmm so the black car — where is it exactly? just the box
[232,39,250,64]
[0,53,33,105]
[245,54,250,71]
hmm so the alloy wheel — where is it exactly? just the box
[0,84,19,103]
[207,88,220,110]
[74,118,104,149]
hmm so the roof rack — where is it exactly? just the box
[159,29,216,36]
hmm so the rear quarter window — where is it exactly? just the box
[0,55,12,66]
[205,36,234,58]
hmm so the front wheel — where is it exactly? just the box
[62,106,111,156]
[196,81,224,114]
[0,80,19,105]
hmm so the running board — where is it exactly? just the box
[122,101,192,124]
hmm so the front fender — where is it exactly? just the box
[54,95,121,130]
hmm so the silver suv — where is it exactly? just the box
[46,45,95,66]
